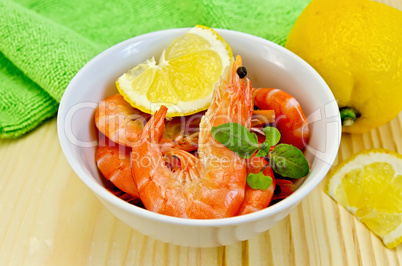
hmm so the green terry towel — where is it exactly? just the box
[0,0,310,139]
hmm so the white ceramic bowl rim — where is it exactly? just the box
[58,28,341,227]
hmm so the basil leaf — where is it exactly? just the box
[211,122,259,159]
[263,127,281,147]
[255,127,280,157]
[255,148,268,158]
[255,141,268,158]
[247,171,273,190]
[270,144,309,178]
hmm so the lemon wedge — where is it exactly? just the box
[326,149,402,248]
[116,25,232,117]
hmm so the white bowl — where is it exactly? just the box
[57,28,341,247]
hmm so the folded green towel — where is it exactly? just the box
[0,0,310,139]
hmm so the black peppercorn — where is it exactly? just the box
[274,184,281,195]
[236,66,247,78]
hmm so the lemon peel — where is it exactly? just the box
[285,0,402,133]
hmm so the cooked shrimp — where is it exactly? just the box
[95,93,198,151]
[237,155,276,215]
[273,179,294,201]
[252,88,309,150]
[95,94,150,147]
[96,133,139,199]
[131,56,253,219]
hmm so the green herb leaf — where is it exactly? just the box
[255,127,280,157]
[270,144,309,178]
[211,122,259,159]
[255,147,268,158]
[247,171,273,190]
[263,127,281,147]
[256,141,269,158]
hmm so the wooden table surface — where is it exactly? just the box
[1,114,401,266]
[1,0,402,265]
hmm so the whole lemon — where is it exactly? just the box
[285,0,402,133]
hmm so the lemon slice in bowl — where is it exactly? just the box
[116,25,232,117]
[326,149,402,248]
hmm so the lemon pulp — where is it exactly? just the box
[326,149,402,248]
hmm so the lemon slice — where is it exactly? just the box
[116,25,232,117]
[326,149,402,248]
